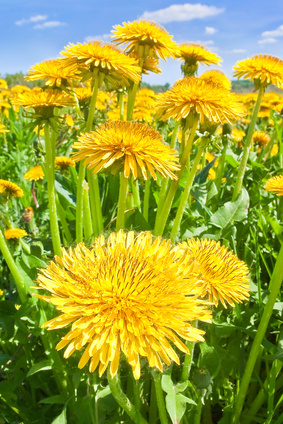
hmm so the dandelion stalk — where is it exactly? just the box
[107,367,148,424]
[216,135,229,193]
[0,228,28,302]
[83,181,93,240]
[232,84,265,201]
[55,194,72,244]
[233,242,283,424]
[152,370,169,424]
[116,173,128,230]
[143,179,151,221]
[44,122,61,256]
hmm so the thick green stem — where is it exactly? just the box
[86,77,100,132]
[127,81,139,121]
[233,242,283,424]
[232,85,265,201]
[170,143,206,242]
[56,194,72,245]
[83,181,93,240]
[76,163,85,243]
[143,179,151,221]
[216,137,229,193]
[181,341,196,382]
[132,178,141,210]
[0,229,28,302]
[152,370,169,424]
[88,171,103,234]
[116,173,128,231]
[107,367,148,424]
[118,91,125,121]
[44,122,61,256]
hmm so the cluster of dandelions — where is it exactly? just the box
[36,230,250,379]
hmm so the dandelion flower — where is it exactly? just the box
[0,180,24,198]
[112,20,177,61]
[233,55,283,89]
[24,166,44,182]
[35,230,211,379]
[4,228,28,240]
[0,78,8,89]
[200,70,231,91]
[72,121,180,180]
[156,77,244,124]
[264,175,283,196]
[176,43,221,75]
[25,59,79,87]
[252,130,270,146]
[61,41,141,87]
[0,124,9,133]
[55,157,76,171]
[176,238,250,308]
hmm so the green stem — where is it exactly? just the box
[44,122,61,256]
[132,178,141,210]
[181,341,196,382]
[232,85,265,201]
[88,171,103,234]
[0,229,28,302]
[116,173,128,231]
[149,379,158,424]
[107,367,148,424]
[152,370,169,424]
[56,194,72,244]
[143,179,151,221]
[127,82,139,121]
[233,242,283,424]
[216,137,229,193]
[83,181,93,240]
[170,143,206,242]
[76,162,85,243]
[86,76,100,132]
[118,91,125,121]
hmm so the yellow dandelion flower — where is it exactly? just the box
[0,180,24,198]
[176,43,221,75]
[200,70,231,91]
[252,130,270,146]
[24,166,44,182]
[233,55,283,89]
[258,108,270,119]
[176,238,250,308]
[0,78,8,89]
[72,121,180,180]
[55,157,76,171]
[112,20,177,62]
[11,85,30,94]
[4,228,28,240]
[65,113,74,126]
[264,175,283,196]
[35,230,211,379]
[156,77,245,124]
[25,59,79,87]
[271,144,278,156]
[61,41,141,87]
[0,124,9,133]
[73,86,93,104]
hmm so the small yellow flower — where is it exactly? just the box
[264,175,283,196]
[252,131,270,146]
[0,78,8,89]
[0,180,24,198]
[0,124,9,133]
[55,157,76,171]
[200,70,231,91]
[72,121,180,180]
[176,43,221,75]
[24,166,44,182]
[4,228,28,240]
[35,230,211,379]
[176,238,250,308]
[26,58,79,87]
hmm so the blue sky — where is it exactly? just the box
[1,0,283,86]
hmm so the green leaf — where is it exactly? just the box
[51,408,67,424]
[55,180,76,207]
[210,188,249,229]
[162,374,196,424]
[27,359,52,377]
[96,386,111,400]
[39,395,65,404]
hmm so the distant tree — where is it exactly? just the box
[0,72,43,88]
[141,82,171,93]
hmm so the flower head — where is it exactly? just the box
[25,59,79,88]
[264,175,283,196]
[176,43,221,76]
[0,78,8,89]
[35,230,211,379]
[0,180,24,198]
[176,238,250,308]
[24,166,44,182]
[112,20,177,62]
[4,228,28,240]
[252,130,270,146]
[233,55,283,89]
[61,41,141,87]
[0,124,9,134]
[55,156,76,171]
[156,77,244,124]
[200,70,231,91]
[72,121,180,180]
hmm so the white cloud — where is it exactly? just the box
[261,25,283,38]
[205,26,217,35]
[85,34,111,42]
[258,37,277,45]
[139,3,224,24]
[15,15,47,26]
[34,21,66,29]
[228,49,247,53]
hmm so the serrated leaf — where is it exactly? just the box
[27,359,52,377]
[210,188,249,229]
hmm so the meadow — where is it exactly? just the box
[0,20,283,424]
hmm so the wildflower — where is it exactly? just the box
[0,124,9,133]
[0,180,24,198]
[23,207,34,223]
[176,238,250,308]
[0,78,8,89]
[233,55,283,89]
[156,77,244,124]
[252,131,270,146]
[72,121,180,180]
[200,70,231,91]
[176,43,221,76]
[25,59,79,88]
[264,175,283,196]
[35,230,211,379]
[4,228,28,240]
[24,166,44,182]
[55,157,76,171]
[112,20,177,62]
